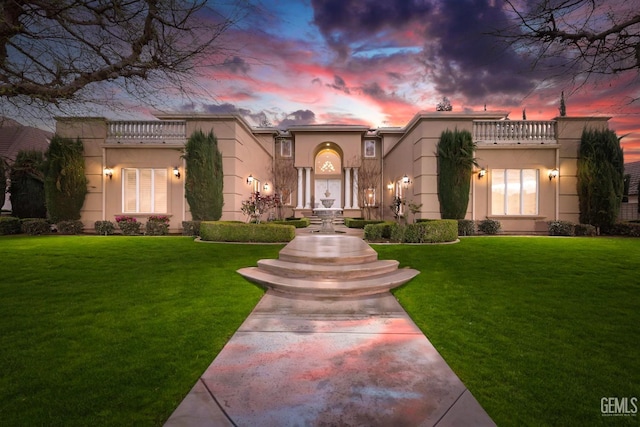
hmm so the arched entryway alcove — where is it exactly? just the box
[314,143,342,208]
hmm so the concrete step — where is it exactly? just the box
[277,235,378,265]
[237,266,419,297]
[257,258,400,280]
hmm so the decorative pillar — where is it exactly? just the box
[304,167,312,209]
[352,168,359,209]
[296,168,303,209]
[344,167,352,209]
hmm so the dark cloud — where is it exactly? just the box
[278,109,316,127]
[221,56,251,74]
[311,0,433,59]
[203,103,252,115]
[361,82,387,100]
[327,75,350,94]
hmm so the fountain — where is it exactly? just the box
[313,189,343,233]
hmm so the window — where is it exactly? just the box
[280,139,292,157]
[123,168,167,213]
[315,149,341,175]
[491,169,538,215]
[364,140,376,157]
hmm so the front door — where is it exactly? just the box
[315,178,342,208]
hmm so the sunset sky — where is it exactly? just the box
[97,0,640,163]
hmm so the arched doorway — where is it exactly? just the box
[314,147,342,208]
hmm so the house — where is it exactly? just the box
[621,161,640,221]
[0,117,52,211]
[55,111,610,234]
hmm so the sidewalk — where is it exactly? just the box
[164,230,495,426]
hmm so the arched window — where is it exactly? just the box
[315,149,341,175]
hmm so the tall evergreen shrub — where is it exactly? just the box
[0,157,6,208]
[9,150,46,218]
[437,129,476,219]
[44,136,88,222]
[577,128,624,232]
[184,130,223,220]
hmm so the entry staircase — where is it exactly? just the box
[307,213,345,227]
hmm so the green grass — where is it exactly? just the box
[0,236,278,426]
[1,235,638,426]
[379,237,640,426]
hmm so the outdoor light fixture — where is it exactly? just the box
[247,174,254,185]
[387,183,394,191]
[263,182,270,191]
[402,174,411,188]
[104,167,113,180]
[173,167,181,178]
[478,168,486,179]
[549,168,559,181]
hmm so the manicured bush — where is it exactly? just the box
[271,218,310,228]
[574,223,597,237]
[0,216,21,235]
[604,222,640,237]
[56,220,84,235]
[44,136,88,223]
[115,215,141,236]
[345,218,384,228]
[363,221,395,242]
[548,221,575,236]
[0,216,20,235]
[94,221,116,236]
[184,130,223,221]
[200,221,295,242]
[457,219,476,236]
[21,218,50,235]
[478,219,501,235]
[181,220,201,236]
[145,215,170,236]
[10,150,46,219]
[367,220,457,243]
[437,128,476,219]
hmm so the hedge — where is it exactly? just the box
[365,220,457,243]
[0,216,21,235]
[270,217,310,228]
[57,220,84,235]
[345,218,384,229]
[21,218,50,235]
[200,221,296,243]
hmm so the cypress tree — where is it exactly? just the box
[437,129,476,219]
[0,157,6,209]
[44,136,88,222]
[10,150,46,218]
[577,128,624,232]
[184,130,223,220]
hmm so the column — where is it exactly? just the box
[344,167,352,209]
[296,168,303,209]
[304,167,312,209]
[352,168,359,209]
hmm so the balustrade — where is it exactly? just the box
[473,120,556,144]
[106,120,186,143]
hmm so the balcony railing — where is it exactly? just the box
[106,120,186,144]
[473,120,556,144]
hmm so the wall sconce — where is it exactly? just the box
[247,174,254,185]
[478,168,486,179]
[104,167,113,180]
[402,174,411,188]
[387,182,394,191]
[263,182,270,192]
[549,168,559,181]
[173,167,181,179]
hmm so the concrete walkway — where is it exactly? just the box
[164,226,495,426]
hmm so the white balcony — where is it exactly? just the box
[106,120,186,144]
[473,120,557,145]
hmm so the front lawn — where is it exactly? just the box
[381,237,640,426]
[0,235,638,426]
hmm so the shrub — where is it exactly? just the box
[95,220,116,235]
[604,222,640,237]
[145,215,170,236]
[10,150,46,219]
[548,221,575,236]
[44,136,88,223]
[0,216,21,235]
[181,220,201,236]
[372,220,457,243]
[200,221,295,243]
[363,221,395,242]
[437,128,476,219]
[478,219,501,235]
[574,223,597,237]
[21,218,50,235]
[115,215,141,236]
[271,218,310,228]
[345,218,383,228]
[457,219,476,236]
[57,220,84,235]
[184,130,223,221]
